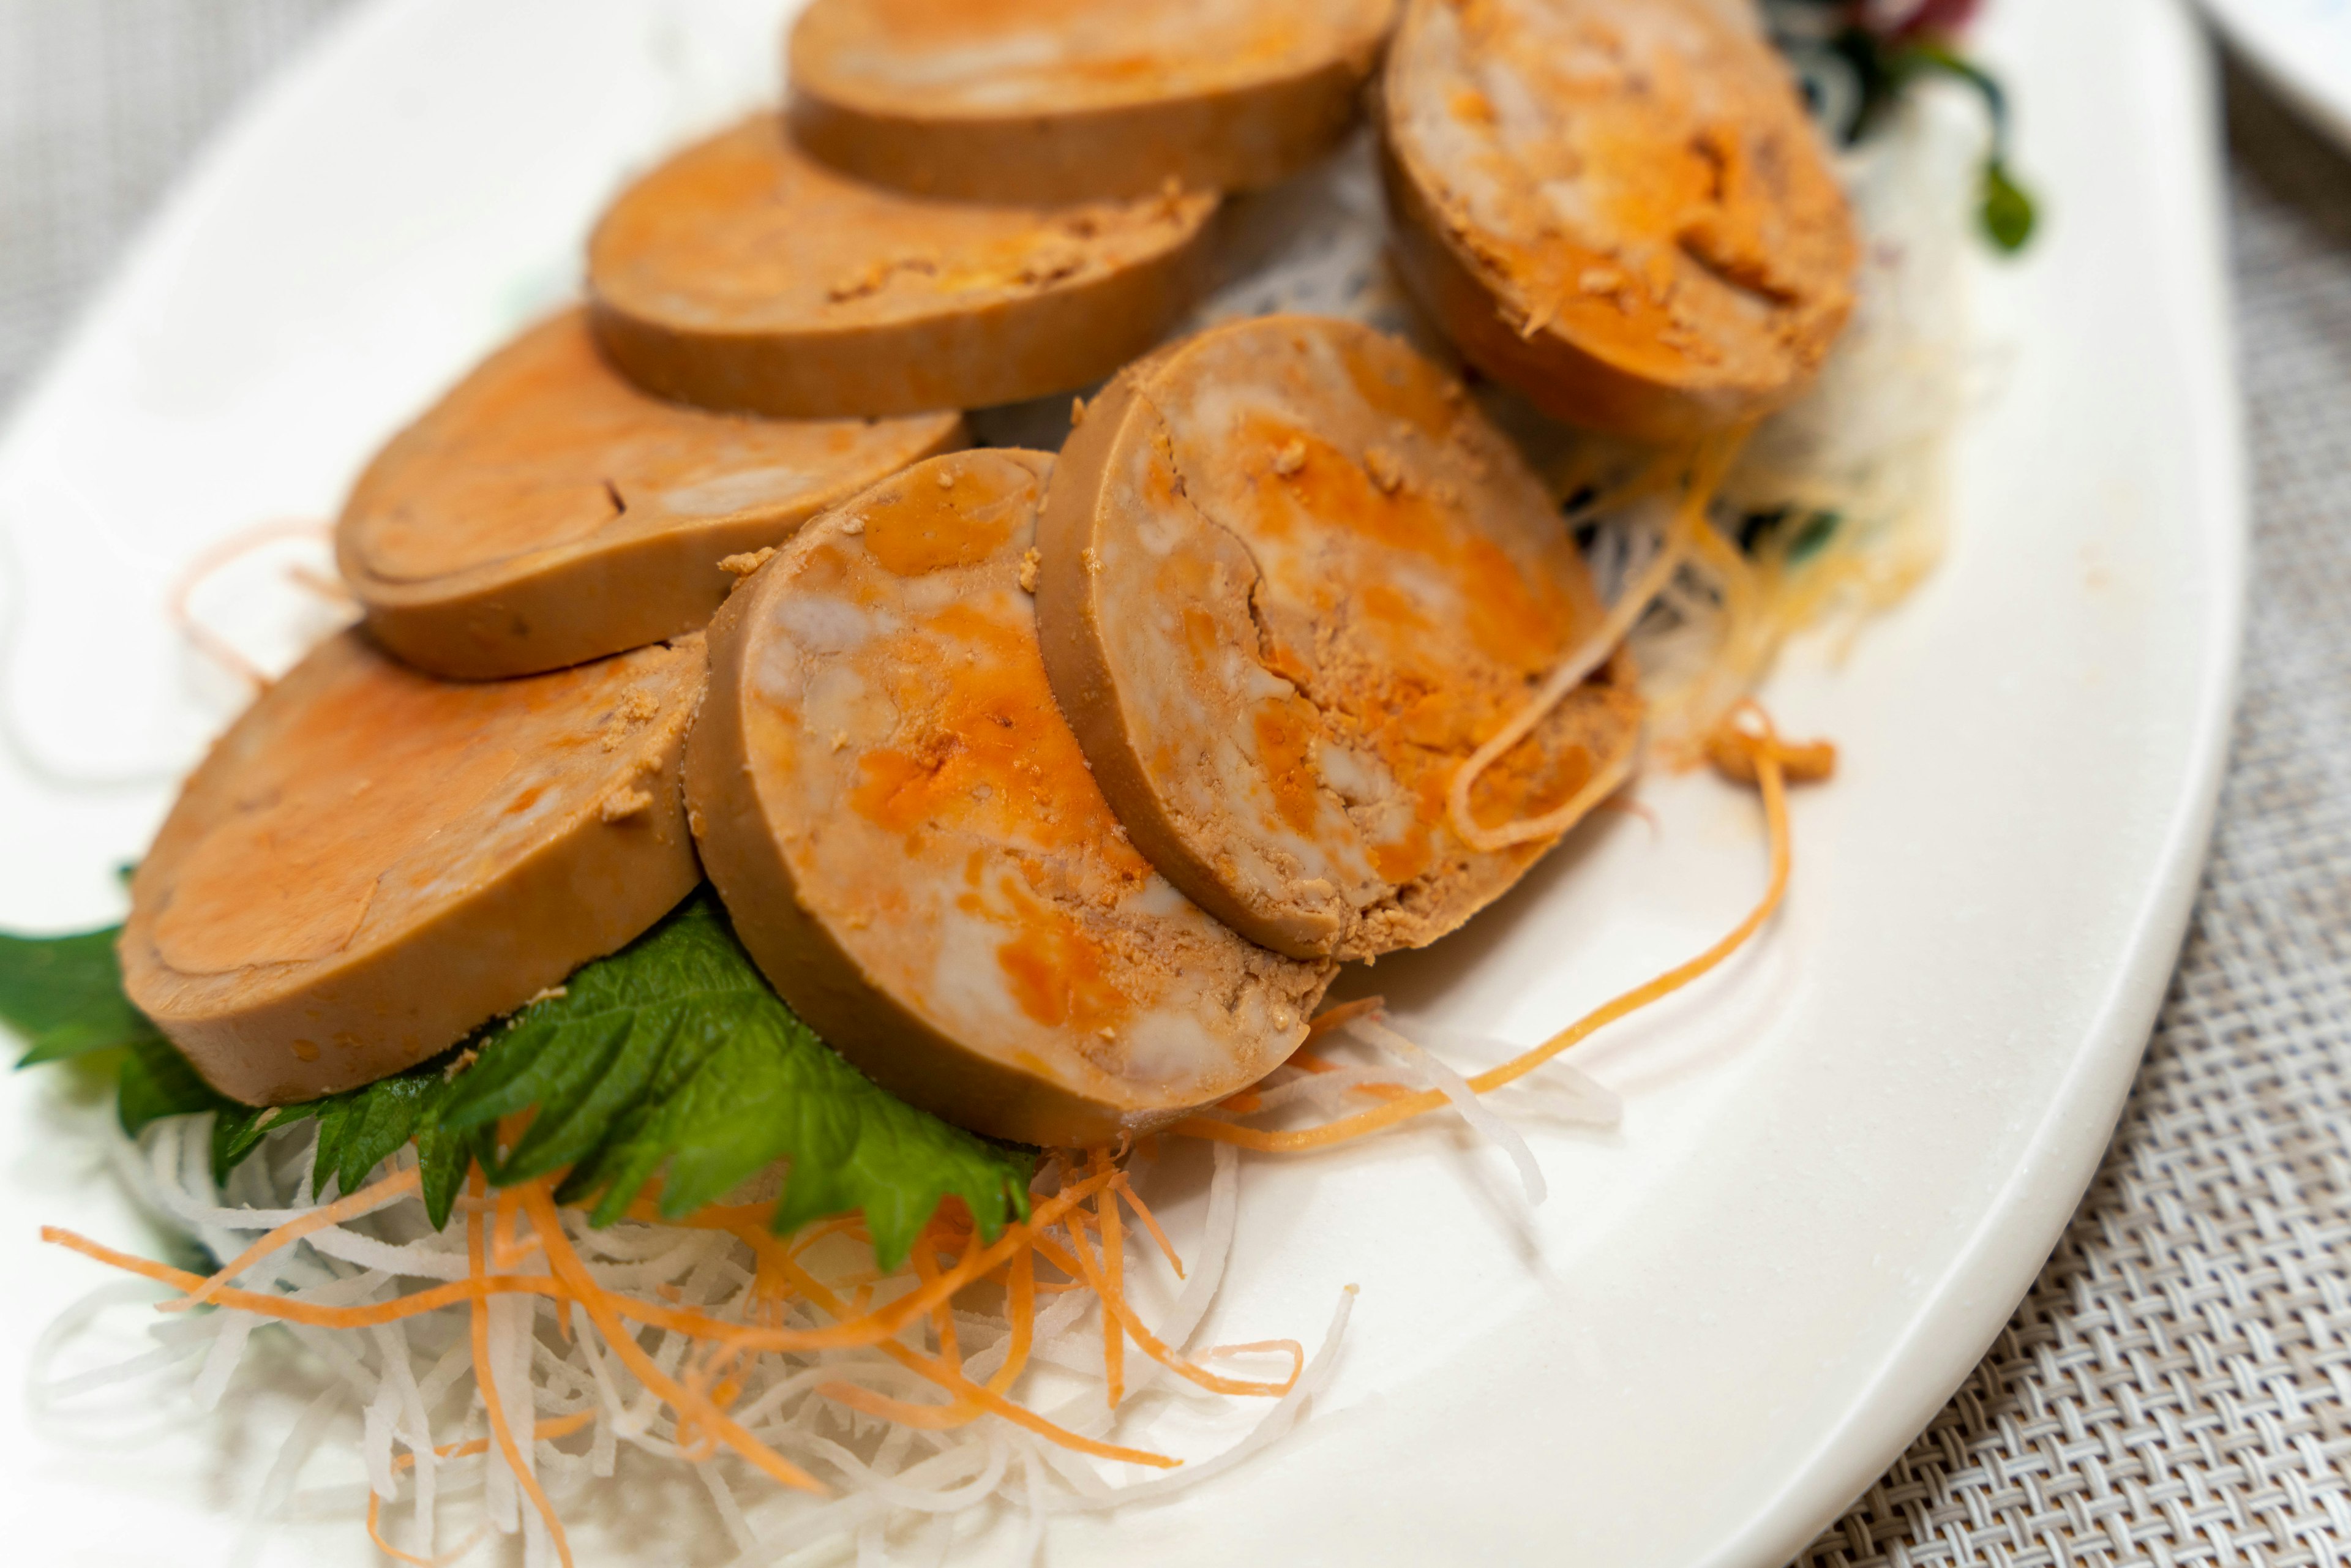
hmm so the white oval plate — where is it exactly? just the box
[0,1,2242,1564]
[2203,0,2351,151]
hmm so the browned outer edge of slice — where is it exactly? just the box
[120,637,706,1105]
[687,514,1180,1149]
[336,421,970,681]
[588,213,1219,423]
[1033,359,1330,958]
[786,39,1385,205]
[1374,111,1785,443]
[1041,321,1649,959]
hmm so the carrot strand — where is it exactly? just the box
[1037,1227,1297,1398]
[1302,997,1385,1043]
[751,1222,1179,1469]
[609,1171,1114,1355]
[1111,1173,1184,1280]
[1095,1153,1125,1408]
[816,1381,978,1430]
[367,1411,590,1564]
[467,1172,574,1568]
[168,1164,422,1310]
[39,1227,566,1327]
[1174,715,1797,1155]
[987,1248,1037,1397]
[515,1185,829,1496]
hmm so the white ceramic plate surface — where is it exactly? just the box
[2203,0,2351,151]
[0,1,2242,1564]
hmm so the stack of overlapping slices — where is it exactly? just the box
[122,0,1858,1149]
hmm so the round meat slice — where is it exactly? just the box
[686,448,1332,1147]
[338,310,966,680]
[1378,0,1858,441]
[121,632,705,1105]
[787,0,1397,204]
[588,114,1220,420]
[1036,315,1644,961]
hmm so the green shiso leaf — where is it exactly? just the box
[438,891,1032,1268]
[0,927,167,1066]
[118,1032,235,1138]
[5,890,1035,1263]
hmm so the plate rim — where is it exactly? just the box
[1715,7,2249,1557]
[0,1,2253,1563]
[2202,0,2351,152]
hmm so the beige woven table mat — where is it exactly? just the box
[1802,67,2351,1568]
[3,5,2344,1564]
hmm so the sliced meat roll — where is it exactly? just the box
[588,115,1220,420]
[687,448,1332,1147]
[1037,315,1644,961]
[122,632,705,1105]
[788,0,1398,203]
[338,310,964,679]
[1379,0,1858,440]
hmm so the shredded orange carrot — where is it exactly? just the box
[907,1229,971,1372]
[1303,997,1385,1043]
[1093,1153,1126,1407]
[466,1173,574,1568]
[1177,705,1803,1153]
[168,1163,422,1310]
[1269,1045,1410,1101]
[1202,1338,1310,1368]
[913,1359,1180,1469]
[1111,1172,1183,1281]
[492,1184,545,1271]
[165,518,334,693]
[514,1184,830,1496]
[750,1220,1180,1469]
[1280,1048,1410,1102]
[1707,700,1837,785]
[1449,428,1750,854]
[366,1414,593,1565]
[53,1135,1198,1537]
[41,1227,566,1326]
[366,1501,484,1568]
[1037,1228,1300,1400]
[606,1171,1117,1357]
[789,1214,872,1259]
[987,1249,1037,1397]
[817,1381,978,1430]
[285,560,356,606]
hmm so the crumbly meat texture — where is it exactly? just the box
[338,310,963,678]
[788,0,1397,201]
[1380,0,1857,438]
[588,115,1220,418]
[122,632,705,1104]
[1038,314,1643,960]
[686,448,1332,1147]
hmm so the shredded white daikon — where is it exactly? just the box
[34,1118,1349,1567]
[1347,1018,1549,1206]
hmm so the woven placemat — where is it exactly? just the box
[4,6,2345,1564]
[1802,64,2351,1568]
[0,0,353,413]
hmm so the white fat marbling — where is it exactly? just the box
[1114,1007,1231,1087]
[773,592,887,657]
[658,465,819,517]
